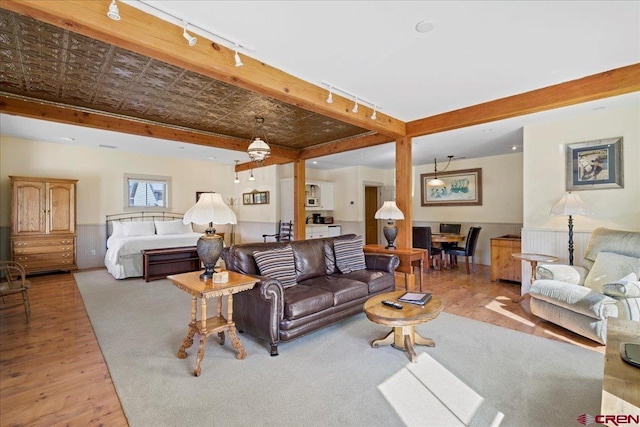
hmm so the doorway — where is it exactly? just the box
[364,186,379,245]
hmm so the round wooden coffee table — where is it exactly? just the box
[364,291,443,362]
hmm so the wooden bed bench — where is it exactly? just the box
[143,246,200,282]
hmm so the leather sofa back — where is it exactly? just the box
[222,234,358,280]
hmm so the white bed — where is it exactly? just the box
[104,212,201,279]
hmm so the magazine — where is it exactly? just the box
[397,292,432,305]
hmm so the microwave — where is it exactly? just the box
[306,197,319,207]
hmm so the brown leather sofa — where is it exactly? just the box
[222,234,400,356]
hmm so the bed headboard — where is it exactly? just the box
[105,212,185,244]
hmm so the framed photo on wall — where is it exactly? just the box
[565,137,623,191]
[420,168,482,206]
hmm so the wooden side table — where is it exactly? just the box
[602,318,640,417]
[364,291,443,363]
[363,245,427,291]
[511,253,558,303]
[167,270,257,376]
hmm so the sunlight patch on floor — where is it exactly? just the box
[378,353,504,426]
[484,296,536,327]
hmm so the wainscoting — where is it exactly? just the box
[3,223,588,285]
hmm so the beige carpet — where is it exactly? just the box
[75,269,603,427]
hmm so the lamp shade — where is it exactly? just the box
[427,178,445,188]
[550,193,592,216]
[374,201,405,220]
[183,193,237,226]
[247,137,270,162]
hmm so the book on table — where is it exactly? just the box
[398,292,432,305]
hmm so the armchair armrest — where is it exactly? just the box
[365,253,400,273]
[536,264,589,285]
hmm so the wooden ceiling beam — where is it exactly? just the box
[0,94,299,160]
[298,133,393,160]
[1,0,406,138]
[406,63,640,137]
[235,156,294,172]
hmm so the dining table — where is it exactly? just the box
[431,233,466,269]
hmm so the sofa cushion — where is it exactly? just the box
[291,239,326,282]
[615,297,640,321]
[253,245,297,288]
[530,280,619,320]
[584,252,640,293]
[602,273,640,298]
[341,270,395,294]
[301,276,368,306]
[536,264,584,284]
[334,236,366,274]
[324,241,338,275]
[283,285,334,320]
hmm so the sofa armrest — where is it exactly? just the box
[365,253,400,273]
[536,264,589,285]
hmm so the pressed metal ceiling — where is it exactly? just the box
[0,9,370,151]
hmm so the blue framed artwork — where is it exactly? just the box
[565,137,623,191]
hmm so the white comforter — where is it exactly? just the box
[105,233,202,265]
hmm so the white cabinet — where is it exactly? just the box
[280,178,335,219]
[306,225,329,239]
[305,180,334,210]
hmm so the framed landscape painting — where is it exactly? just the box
[420,168,482,206]
[565,137,623,191]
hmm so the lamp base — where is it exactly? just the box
[196,233,223,279]
[383,222,398,249]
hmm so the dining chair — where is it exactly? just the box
[412,226,442,270]
[439,223,462,252]
[263,220,293,242]
[445,226,482,274]
[0,261,32,322]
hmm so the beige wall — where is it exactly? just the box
[413,154,524,224]
[523,102,639,232]
[0,136,237,227]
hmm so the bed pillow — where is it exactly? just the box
[334,236,367,274]
[253,245,297,288]
[584,252,640,293]
[155,219,193,235]
[123,221,156,236]
[111,221,125,236]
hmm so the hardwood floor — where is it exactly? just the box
[0,265,604,426]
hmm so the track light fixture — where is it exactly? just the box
[107,0,121,21]
[326,87,333,104]
[182,22,197,46]
[321,82,381,118]
[233,160,240,184]
[234,45,243,67]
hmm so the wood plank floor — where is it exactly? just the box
[0,265,604,426]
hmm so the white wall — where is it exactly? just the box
[523,103,639,232]
[413,154,523,224]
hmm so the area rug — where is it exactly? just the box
[75,270,603,427]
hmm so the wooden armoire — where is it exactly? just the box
[10,176,78,274]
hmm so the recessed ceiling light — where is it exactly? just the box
[59,137,75,142]
[312,161,317,164]
[512,146,518,151]
[415,20,435,33]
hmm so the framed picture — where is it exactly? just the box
[243,190,270,205]
[420,168,482,206]
[565,137,623,191]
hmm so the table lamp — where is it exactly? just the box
[550,192,591,265]
[183,193,237,279]
[374,201,405,249]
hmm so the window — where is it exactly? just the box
[124,174,171,210]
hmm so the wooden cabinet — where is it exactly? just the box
[305,225,329,239]
[490,235,521,282]
[10,176,78,274]
[143,246,200,282]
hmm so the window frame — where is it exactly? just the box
[124,173,172,211]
